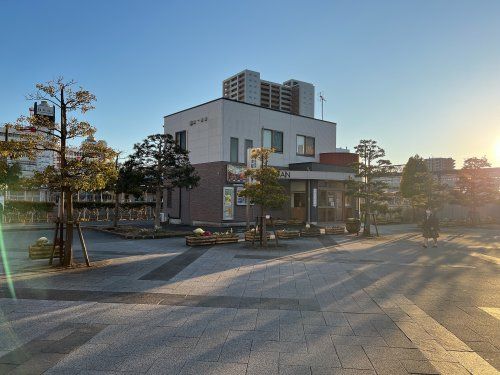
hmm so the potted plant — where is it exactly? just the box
[345,218,361,234]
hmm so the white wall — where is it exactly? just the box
[163,100,224,164]
[222,100,335,167]
[164,99,336,167]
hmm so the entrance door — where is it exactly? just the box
[291,192,306,221]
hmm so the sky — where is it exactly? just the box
[1,0,499,167]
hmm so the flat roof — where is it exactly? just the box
[163,97,337,125]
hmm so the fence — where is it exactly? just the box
[2,206,156,224]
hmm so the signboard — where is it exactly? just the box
[35,101,55,117]
[247,148,262,169]
[227,164,246,184]
[312,188,318,208]
[236,185,253,206]
[222,186,234,220]
[279,170,291,179]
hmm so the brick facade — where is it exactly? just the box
[165,161,290,226]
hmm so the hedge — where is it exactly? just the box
[2,201,156,212]
[73,201,156,209]
[4,201,56,213]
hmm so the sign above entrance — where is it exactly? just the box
[278,170,355,181]
[227,164,246,184]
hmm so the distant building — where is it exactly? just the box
[0,125,55,178]
[425,157,455,172]
[222,70,315,117]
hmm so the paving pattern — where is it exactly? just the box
[1,225,499,374]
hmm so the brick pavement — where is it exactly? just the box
[1,226,499,374]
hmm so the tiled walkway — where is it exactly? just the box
[1,226,499,374]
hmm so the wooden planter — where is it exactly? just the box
[300,228,322,237]
[276,230,300,239]
[29,244,60,260]
[185,236,216,246]
[215,235,239,244]
[325,227,345,235]
[244,232,271,242]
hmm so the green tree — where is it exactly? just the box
[346,140,393,236]
[128,134,199,229]
[109,157,145,228]
[454,157,497,225]
[0,160,22,191]
[238,148,288,246]
[5,78,117,266]
[400,155,430,222]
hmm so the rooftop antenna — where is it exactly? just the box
[319,92,326,120]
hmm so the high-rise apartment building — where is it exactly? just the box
[222,70,315,117]
[425,157,455,172]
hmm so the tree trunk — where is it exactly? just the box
[62,190,73,267]
[261,205,267,247]
[113,191,119,228]
[154,187,162,229]
[411,204,416,223]
[363,178,371,236]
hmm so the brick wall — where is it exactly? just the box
[319,152,359,166]
[165,161,291,225]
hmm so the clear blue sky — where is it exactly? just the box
[1,0,499,166]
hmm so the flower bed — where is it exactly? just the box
[300,227,322,237]
[325,226,345,235]
[185,235,216,246]
[276,229,300,239]
[214,232,239,244]
[244,231,271,242]
[29,241,60,260]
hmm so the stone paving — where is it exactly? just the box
[1,225,499,374]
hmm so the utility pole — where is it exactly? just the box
[319,92,326,120]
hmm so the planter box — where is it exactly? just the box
[286,219,304,226]
[185,236,216,246]
[244,232,271,242]
[300,228,321,237]
[325,227,345,235]
[215,235,239,244]
[29,244,60,260]
[276,230,300,239]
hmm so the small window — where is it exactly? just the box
[175,131,187,151]
[262,129,283,153]
[230,137,239,162]
[296,135,315,156]
[244,139,253,164]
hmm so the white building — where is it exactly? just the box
[0,125,55,178]
[222,70,315,117]
[163,98,358,226]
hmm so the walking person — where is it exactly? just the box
[422,208,439,248]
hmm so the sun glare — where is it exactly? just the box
[496,140,500,163]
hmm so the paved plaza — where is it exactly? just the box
[1,225,499,374]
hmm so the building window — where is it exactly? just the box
[296,135,315,156]
[244,139,253,164]
[262,129,283,153]
[175,130,187,150]
[230,137,239,162]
